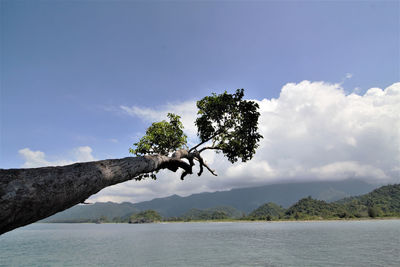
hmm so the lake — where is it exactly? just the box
[1,220,399,266]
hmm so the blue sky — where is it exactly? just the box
[1,1,399,202]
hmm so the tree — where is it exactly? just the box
[0,89,262,235]
[368,206,380,218]
[247,202,285,220]
[129,210,162,223]
[130,89,262,180]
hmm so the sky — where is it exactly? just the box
[1,0,399,203]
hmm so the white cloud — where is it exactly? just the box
[310,161,388,180]
[93,81,400,203]
[73,146,95,162]
[245,81,400,184]
[120,100,199,145]
[19,146,96,168]
[19,148,59,168]
[23,81,400,203]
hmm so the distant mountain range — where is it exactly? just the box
[42,179,378,222]
[41,202,140,223]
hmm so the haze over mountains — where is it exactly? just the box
[43,179,377,222]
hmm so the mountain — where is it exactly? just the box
[338,184,400,217]
[42,202,139,223]
[248,184,400,220]
[284,196,344,219]
[42,179,377,222]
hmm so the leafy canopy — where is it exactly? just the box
[195,89,262,163]
[130,113,187,156]
[129,89,263,179]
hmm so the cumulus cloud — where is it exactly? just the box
[19,146,96,168]
[90,81,400,203]
[244,81,399,185]
[21,81,399,203]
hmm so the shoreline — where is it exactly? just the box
[40,217,400,224]
[162,217,400,223]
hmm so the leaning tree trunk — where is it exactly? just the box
[0,154,192,235]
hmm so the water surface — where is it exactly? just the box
[1,220,399,266]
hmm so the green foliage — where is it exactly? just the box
[129,89,263,181]
[130,113,187,156]
[368,207,381,218]
[195,89,263,163]
[284,197,344,219]
[99,215,109,223]
[338,184,400,217]
[247,202,285,220]
[44,184,400,223]
[129,210,162,223]
[245,184,400,221]
[129,113,187,180]
[181,206,242,220]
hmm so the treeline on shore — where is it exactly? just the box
[50,184,400,223]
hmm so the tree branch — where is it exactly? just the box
[0,152,197,235]
[189,130,223,152]
[198,146,220,153]
[193,151,218,177]
[201,160,218,176]
[0,146,222,235]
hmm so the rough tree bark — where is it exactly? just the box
[1,90,260,235]
[0,151,207,235]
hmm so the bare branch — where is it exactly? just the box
[189,130,223,152]
[161,158,192,174]
[170,149,196,180]
[194,152,218,177]
[195,157,204,176]
[198,146,220,153]
[180,171,190,180]
[202,161,217,176]
[189,138,212,152]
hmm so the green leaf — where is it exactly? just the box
[130,113,188,156]
[195,89,263,163]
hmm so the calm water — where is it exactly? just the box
[1,220,399,267]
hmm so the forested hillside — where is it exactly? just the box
[42,181,394,223]
[248,184,400,220]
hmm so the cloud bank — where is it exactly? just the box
[106,80,399,203]
[251,81,399,183]
[19,81,400,203]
